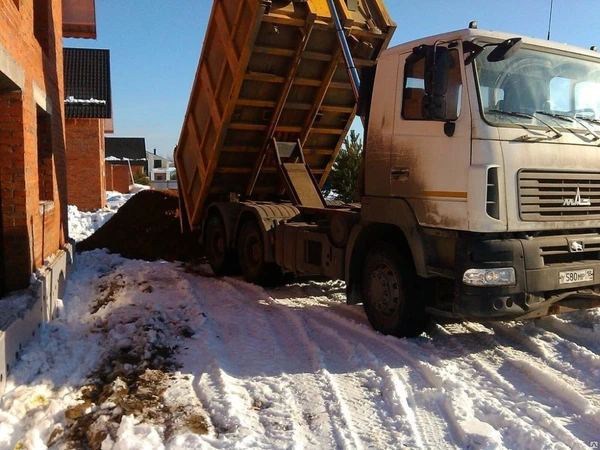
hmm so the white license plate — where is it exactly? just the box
[558,268,594,285]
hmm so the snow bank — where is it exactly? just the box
[68,192,133,242]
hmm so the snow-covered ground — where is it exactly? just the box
[1,198,600,449]
[68,192,133,242]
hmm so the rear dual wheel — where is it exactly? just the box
[204,215,238,276]
[237,220,282,286]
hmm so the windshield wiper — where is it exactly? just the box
[488,109,562,138]
[536,111,600,141]
[534,111,572,123]
[576,115,600,126]
[488,109,532,120]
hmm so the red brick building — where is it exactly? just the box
[64,47,113,211]
[0,0,96,294]
[105,137,147,193]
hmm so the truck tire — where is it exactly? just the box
[204,215,238,276]
[237,220,282,286]
[362,243,429,337]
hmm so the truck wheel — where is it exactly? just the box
[204,215,238,276]
[362,243,429,337]
[237,220,281,285]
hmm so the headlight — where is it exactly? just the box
[463,268,516,286]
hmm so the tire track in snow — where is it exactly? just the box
[432,323,589,449]
[489,322,600,409]
[463,322,593,414]
[225,278,354,449]
[193,274,371,449]
[175,274,267,443]
[293,305,457,449]
[181,273,346,448]
[534,315,600,354]
[442,322,593,448]
[297,313,414,449]
[232,279,365,450]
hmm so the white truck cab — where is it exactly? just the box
[355,26,600,327]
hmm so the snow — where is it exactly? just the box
[68,191,132,242]
[2,195,600,449]
[64,96,107,105]
[128,184,151,194]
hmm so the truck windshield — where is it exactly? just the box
[474,45,600,131]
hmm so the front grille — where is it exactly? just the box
[518,170,600,221]
[540,243,600,266]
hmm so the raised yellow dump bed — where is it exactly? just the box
[175,0,395,228]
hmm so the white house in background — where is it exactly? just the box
[152,166,177,182]
[146,149,176,181]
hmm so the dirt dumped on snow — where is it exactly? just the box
[50,273,210,449]
[77,190,203,262]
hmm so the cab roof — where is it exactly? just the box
[383,28,600,61]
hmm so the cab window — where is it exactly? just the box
[401,48,462,120]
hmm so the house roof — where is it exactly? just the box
[105,137,147,163]
[146,152,172,162]
[64,48,112,119]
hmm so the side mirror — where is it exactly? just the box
[487,37,522,62]
[423,46,450,120]
[422,95,447,120]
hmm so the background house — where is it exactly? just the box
[105,137,147,193]
[64,47,113,211]
[147,149,177,189]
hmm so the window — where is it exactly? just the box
[154,159,162,169]
[34,0,50,54]
[402,54,426,120]
[402,47,462,121]
[37,108,53,202]
[476,46,600,127]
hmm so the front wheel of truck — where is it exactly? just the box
[362,243,429,338]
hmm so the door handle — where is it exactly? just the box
[391,168,410,180]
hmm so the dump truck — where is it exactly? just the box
[176,0,600,337]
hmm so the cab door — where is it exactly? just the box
[390,43,472,230]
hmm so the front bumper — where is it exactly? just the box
[453,233,600,320]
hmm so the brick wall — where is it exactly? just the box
[0,0,68,293]
[65,118,106,211]
[105,163,145,194]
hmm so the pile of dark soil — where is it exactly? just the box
[77,190,203,262]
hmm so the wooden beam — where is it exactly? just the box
[246,14,317,196]
[236,98,277,108]
[214,1,239,71]
[229,123,268,131]
[300,46,342,146]
[319,103,359,185]
[221,145,261,153]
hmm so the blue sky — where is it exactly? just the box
[65,0,600,158]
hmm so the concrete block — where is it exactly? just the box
[0,247,74,397]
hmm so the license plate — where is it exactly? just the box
[558,268,594,285]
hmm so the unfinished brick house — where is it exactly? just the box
[64,47,112,211]
[0,0,97,394]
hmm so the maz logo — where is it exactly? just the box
[570,241,585,253]
[563,186,591,207]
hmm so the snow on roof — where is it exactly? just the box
[105,156,147,162]
[64,96,107,105]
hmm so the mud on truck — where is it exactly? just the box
[175,0,600,337]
